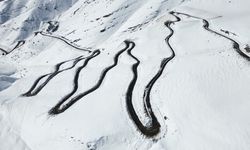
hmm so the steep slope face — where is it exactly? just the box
[0,0,78,46]
[1,0,250,150]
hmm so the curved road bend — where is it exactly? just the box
[9,40,26,53]
[37,31,92,53]
[49,42,130,115]
[125,12,180,137]
[126,40,160,137]
[22,55,86,97]
[0,40,25,55]
[0,48,8,55]
[173,11,250,61]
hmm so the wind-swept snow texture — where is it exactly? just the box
[1,0,250,150]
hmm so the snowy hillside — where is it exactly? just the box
[1,0,250,149]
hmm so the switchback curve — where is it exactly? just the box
[22,55,87,96]
[49,42,130,114]
[125,12,181,137]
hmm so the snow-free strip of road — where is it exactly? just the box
[22,55,87,97]
[125,12,181,137]
[49,42,130,114]
[36,31,92,53]
[173,11,250,61]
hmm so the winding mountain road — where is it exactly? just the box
[22,11,182,137]
[36,31,92,53]
[22,55,88,97]
[173,11,250,61]
[125,12,181,137]
[49,42,130,114]
[23,27,100,96]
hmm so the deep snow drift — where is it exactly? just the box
[1,0,250,150]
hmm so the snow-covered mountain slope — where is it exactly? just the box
[1,0,250,149]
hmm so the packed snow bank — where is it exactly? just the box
[0,76,17,91]
[0,100,31,150]
[0,119,31,150]
[0,61,16,75]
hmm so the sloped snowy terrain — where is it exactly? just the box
[1,0,250,149]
